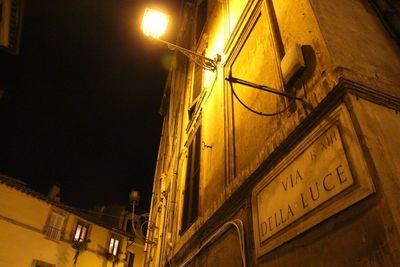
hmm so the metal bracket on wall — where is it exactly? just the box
[225,69,304,101]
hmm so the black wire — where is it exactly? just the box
[229,79,291,116]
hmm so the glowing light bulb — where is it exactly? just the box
[141,8,170,39]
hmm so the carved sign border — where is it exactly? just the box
[252,103,375,258]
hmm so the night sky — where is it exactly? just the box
[0,0,180,213]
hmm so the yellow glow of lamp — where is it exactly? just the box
[141,8,170,38]
[141,8,217,71]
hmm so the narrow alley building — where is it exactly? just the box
[145,0,400,266]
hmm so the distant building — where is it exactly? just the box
[145,0,400,266]
[0,174,145,267]
[0,0,23,55]
[0,0,23,108]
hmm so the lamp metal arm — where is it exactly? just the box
[157,39,217,71]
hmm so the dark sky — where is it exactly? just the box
[0,0,181,213]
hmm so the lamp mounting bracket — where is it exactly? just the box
[158,39,217,71]
[225,70,303,101]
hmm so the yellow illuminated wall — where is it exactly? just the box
[146,0,400,266]
[0,180,145,267]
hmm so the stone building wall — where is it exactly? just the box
[145,0,400,266]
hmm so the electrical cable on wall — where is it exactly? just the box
[203,62,220,105]
[229,79,291,116]
[226,68,302,116]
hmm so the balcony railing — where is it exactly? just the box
[45,226,62,241]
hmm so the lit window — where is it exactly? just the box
[73,222,88,242]
[108,236,120,256]
[45,211,65,241]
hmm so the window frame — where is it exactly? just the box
[44,210,66,241]
[188,58,205,122]
[126,252,135,267]
[108,234,121,256]
[181,125,201,233]
[73,221,89,243]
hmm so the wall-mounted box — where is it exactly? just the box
[280,43,306,86]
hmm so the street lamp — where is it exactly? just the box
[141,8,218,71]
[141,8,170,39]
[129,190,156,246]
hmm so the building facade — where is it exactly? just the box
[0,0,23,106]
[145,0,400,266]
[0,0,23,54]
[0,174,145,267]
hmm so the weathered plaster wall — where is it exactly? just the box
[221,0,335,191]
[153,0,400,265]
[200,0,227,218]
[0,219,60,266]
[253,95,400,266]
[0,183,51,230]
[187,227,243,267]
[308,0,400,92]
[349,96,400,237]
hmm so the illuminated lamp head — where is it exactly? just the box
[141,8,170,39]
